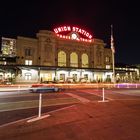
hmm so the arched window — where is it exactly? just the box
[58,51,66,66]
[96,50,102,65]
[70,52,78,67]
[82,53,89,67]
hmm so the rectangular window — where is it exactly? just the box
[25,73,31,80]
[44,73,52,81]
[106,65,111,69]
[25,49,32,56]
[25,60,32,65]
[105,57,110,62]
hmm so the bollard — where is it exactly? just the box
[102,88,105,102]
[38,93,42,118]
[98,88,109,102]
[27,93,50,123]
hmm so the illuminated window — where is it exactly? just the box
[82,53,89,67]
[25,73,31,80]
[44,73,52,81]
[1,37,16,56]
[106,65,111,69]
[70,52,78,67]
[105,56,110,62]
[25,60,32,65]
[58,51,66,66]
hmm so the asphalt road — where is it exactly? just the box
[0,104,75,125]
[0,88,140,126]
[0,90,77,126]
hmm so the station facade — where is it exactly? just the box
[0,26,139,84]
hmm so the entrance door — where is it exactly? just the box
[60,74,65,82]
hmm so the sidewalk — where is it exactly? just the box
[0,100,140,140]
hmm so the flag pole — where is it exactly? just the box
[112,46,115,83]
[111,25,115,84]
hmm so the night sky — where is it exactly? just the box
[0,0,140,65]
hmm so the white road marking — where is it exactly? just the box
[66,93,90,103]
[27,115,50,123]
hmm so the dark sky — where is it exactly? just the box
[0,0,140,64]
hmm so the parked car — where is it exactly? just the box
[29,84,60,93]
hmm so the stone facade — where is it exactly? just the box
[16,30,112,69]
[16,36,38,65]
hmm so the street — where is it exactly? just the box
[0,87,140,125]
[0,87,140,139]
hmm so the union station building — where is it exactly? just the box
[0,26,139,84]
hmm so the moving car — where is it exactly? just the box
[30,84,60,93]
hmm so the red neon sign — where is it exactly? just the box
[54,26,93,43]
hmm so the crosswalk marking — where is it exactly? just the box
[66,93,90,103]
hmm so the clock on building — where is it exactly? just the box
[71,33,78,40]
